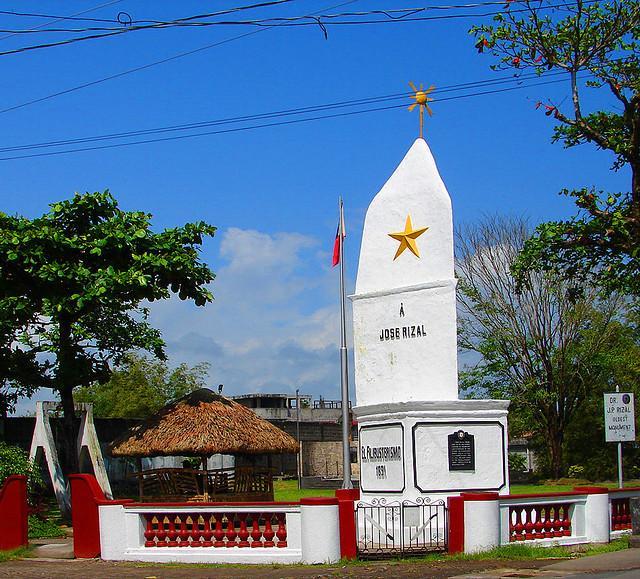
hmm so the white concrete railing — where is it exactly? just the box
[99,498,340,564]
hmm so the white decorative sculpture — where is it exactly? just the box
[29,402,112,519]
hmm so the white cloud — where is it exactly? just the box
[151,226,350,400]
[12,226,352,415]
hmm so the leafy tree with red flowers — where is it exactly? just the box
[471,1,640,296]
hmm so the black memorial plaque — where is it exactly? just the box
[448,430,475,471]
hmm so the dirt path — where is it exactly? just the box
[0,557,551,578]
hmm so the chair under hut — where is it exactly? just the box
[108,388,299,502]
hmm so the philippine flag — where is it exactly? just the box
[332,202,345,267]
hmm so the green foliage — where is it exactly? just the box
[567,465,586,479]
[28,516,65,540]
[470,1,640,296]
[75,353,210,418]
[514,188,640,297]
[0,442,43,494]
[0,546,31,562]
[457,216,639,477]
[562,325,640,481]
[508,452,528,473]
[0,191,216,471]
[1,298,49,416]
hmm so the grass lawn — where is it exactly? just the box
[510,479,640,494]
[0,547,31,563]
[273,479,334,501]
[109,536,630,570]
[445,536,629,562]
[274,478,640,501]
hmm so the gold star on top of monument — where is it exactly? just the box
[388,215,429,260]
[408,82,435,139]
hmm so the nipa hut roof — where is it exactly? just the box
[108,388,299,458]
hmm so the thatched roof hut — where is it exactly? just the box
[108,388,299,458]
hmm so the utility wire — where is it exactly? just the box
[0,0,360,116]
[0,0,300,56]
[0,2,581,30]
[0,0,593,54]
[0,1,123,42]
[0,75,580,161]
[0,0,295,27]
[0,2,576,33]
[0,71,566,154]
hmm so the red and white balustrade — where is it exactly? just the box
[449,486,640,554]
[141,511,288,548]
[98,498,340,564]
[609,488,639,537]
[506,502,572,542]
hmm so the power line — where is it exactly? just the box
[0,0,124,42]
[0,1,593,56]
[0,2,580,31]
[0,2,570,33]
[0,0,296,28]
[0,71,566,154]
[0,0,360,116]
[0,0,300,56]
[0,75,578,161]
[0,0,294,28]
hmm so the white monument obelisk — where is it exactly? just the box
[353,86,509,502]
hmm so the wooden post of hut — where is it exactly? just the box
[201,455,209,500]
[136,458,143,500]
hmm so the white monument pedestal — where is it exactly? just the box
[352,138,509,505]
[356,400,509,503]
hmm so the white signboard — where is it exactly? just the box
[359,424,404,492]
[604,393,636,442]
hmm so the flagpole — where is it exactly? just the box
[338,196,353,489]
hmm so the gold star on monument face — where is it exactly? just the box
[388,215,429,260]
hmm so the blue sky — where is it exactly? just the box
[2,1,629,413]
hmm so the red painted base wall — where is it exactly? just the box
[335,488,360,559]
[0,475,28,551]
[69,474,134,559]
[69,474,106,558]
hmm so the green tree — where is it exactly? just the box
[0,191,215,473]
[74,353,210,418]
[562,318,640,480]
[457,216,633,478]
[0,442,43,494]
[0,300,49,418]
[471,1,640,295]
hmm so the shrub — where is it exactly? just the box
[28,515,65,539]
[567,465,586,479]
[0,442,43,495]
[509,452,528,473]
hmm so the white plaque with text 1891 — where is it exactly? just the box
[359,424,404,492]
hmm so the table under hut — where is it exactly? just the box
[108,388,299,503]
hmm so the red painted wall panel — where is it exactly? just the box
[0,475,28,551]
[335,488,360,559]
[69,474,106,558]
